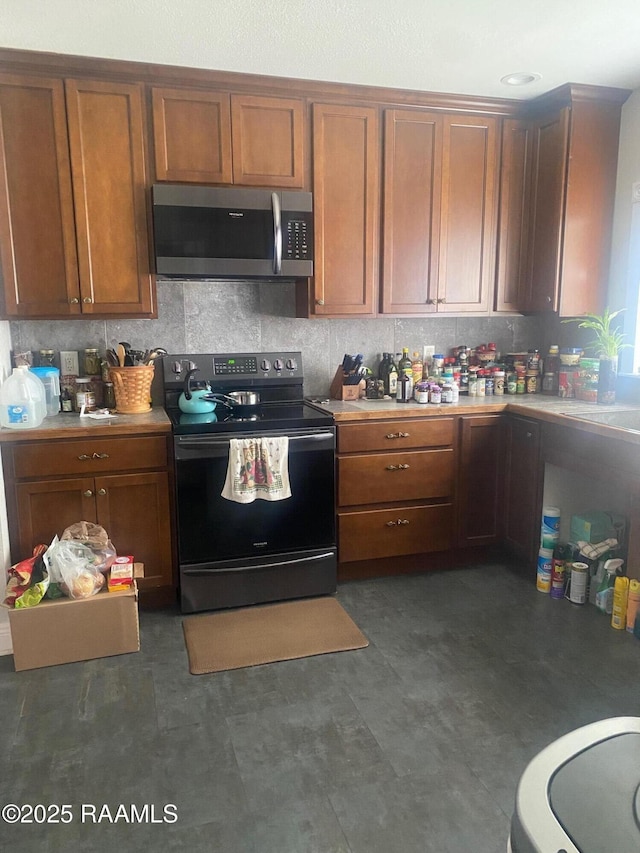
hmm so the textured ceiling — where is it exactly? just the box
[2,0,640,99]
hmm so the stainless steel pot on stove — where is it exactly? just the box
[203,390,261,408]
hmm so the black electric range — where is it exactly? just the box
[162,351,337,614]
[162,351,333,434]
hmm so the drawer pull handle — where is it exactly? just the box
[386,463,410,471]
[92,452,110,459]
[78,454,91,461]
[385,431,410,439]
[386,519,411,527]
[97,488,107,496]
[83,489,93,498]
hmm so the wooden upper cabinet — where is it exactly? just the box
[65,79,153,315]
[230,94,304,187]
[494,118,532,313]
[0,74,80,317]
[311,103,380,316]
[151,87,232,183]
[151,88,304,187]
[0,73,154,319]
[524,92,624,317]
[381,110,498,316]
[381,109,442,314]
[559,98,623,317]
[436,115,498,313]
[523,107,569,314]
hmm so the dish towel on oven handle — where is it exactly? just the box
[221,436,292,503]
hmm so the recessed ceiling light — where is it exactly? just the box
[500,72,542,87]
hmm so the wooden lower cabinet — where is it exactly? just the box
[503,415,543,562]
[457,414,504,547]
[339,503,453,562]
[336,417,455,565]
[3,433,175,601]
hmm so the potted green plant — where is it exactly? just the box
[562,308,631,404]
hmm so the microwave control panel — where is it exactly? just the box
[283,213,312,261]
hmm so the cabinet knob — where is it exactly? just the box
[426,298,435,305]
[77,454,91,461]
[437,298,446,304]
[92,452,110,459]
[385,432,410,439]
[316,299,325,306]
[97,488,107,496]
[83,490,93,498]
[546,296,552,303]
[70,297,80,304]
[83,297,93,304]
[386,463,410,471]
[526,431,533,439]
[386,519,410,527]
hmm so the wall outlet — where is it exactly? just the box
[422,345,435,362]
[633,181,640,204]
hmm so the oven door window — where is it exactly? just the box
[175,432,335,564]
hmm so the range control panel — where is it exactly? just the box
[163,352,303,385]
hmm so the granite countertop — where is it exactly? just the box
[307,394,640,445]
[0,408,171,443]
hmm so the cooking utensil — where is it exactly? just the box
[116,344,126,368]
[106,348,119,367]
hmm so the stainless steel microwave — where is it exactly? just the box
[151,184,313,279]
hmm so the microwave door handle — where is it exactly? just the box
[272,192,282,275]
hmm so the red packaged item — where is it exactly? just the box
[4,544,48,607]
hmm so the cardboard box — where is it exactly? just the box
[8,582,139,671]
[570,512,626,546]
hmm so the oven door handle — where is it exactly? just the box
[175,430,335,457]
[272,191,282,275]
[182,552,335,575]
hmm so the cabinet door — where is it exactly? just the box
[311,103,379,316]
[494,119,532,312]
[457,415,503,546]
[503,415,542,563]
[381,109,442,314]
[524,107,570,313]
[559,99,622,317]
[0,74,80,318]
[151,87,232,183]
[65,79,154,315]
[95,471,173,589]
[231,94,304,187]
[14,478,96,560]
[437,115,498,313]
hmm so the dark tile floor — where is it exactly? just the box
[1,561,639,852]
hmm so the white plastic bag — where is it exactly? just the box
[46,539,105,599]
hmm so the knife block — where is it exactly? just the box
[329,366,363,401]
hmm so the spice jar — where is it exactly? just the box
[83,348,101,376]
[103,381,116,410]
[525,370,539,394]
[74,377,96,412]
[414,380,430,404]
[493,369,505,395]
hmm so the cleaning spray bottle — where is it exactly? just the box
[611,575,630,630]
[595,558,624,614]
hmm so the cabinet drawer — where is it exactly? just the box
[338,448,454,506]
[337,418,454,453]
[338,503,453,562]
[11,435,168,479]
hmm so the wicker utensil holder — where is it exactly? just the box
[109,365,155,414]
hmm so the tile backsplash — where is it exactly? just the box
[10,280,567,397]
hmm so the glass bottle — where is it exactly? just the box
[398,347,412,377]
[38,349,56,367]
[411,351,423,385]
[386,355,398,397]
